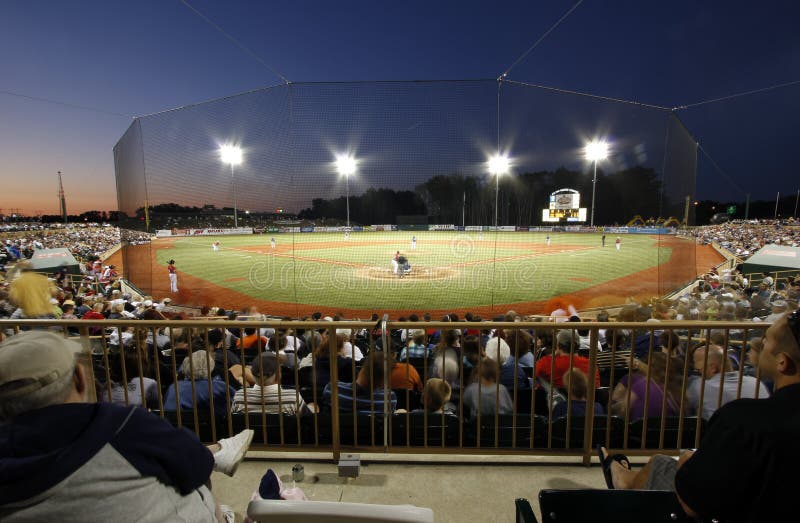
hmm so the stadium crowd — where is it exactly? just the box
[1,222,799,522]
[695,218,800,256]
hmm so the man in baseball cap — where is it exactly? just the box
[0,331,244,522]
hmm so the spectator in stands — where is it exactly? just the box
[267,333,296,367]
[164,350,235,418]
[60,301,77,320]
[237,327,269,360]
[298,332,353,387]
[203,328,252,387]
[108,325,135,349]
[431,352,460,390]
[232,352,309,415]
[323,351,397,413]
[398,329,431,361]
[74,296,90,317]
[744,337,765,379]
[535,330,599,388]
[389,353,423,392]
[552,369,604,418]
[0,331,252,522]
[433,329,460,361]
[686,344,769,420]
[420,378,455,414]
[337,328,364,361]
[463,358,512,418]
[462,334,484,372]
[105,349,158,408]
[599,309,800,521]
[611,352,682,420]
[659,330,683,357]
[485,336,530,392]
[8,272,56,320]
[507,328,534,367]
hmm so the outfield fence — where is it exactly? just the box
[0,318,768,463]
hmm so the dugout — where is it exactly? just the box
[29,248,82,275]
[741,244,800,279]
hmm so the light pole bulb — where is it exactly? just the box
[335,154,357,176]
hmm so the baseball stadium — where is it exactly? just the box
[3,3,800,522]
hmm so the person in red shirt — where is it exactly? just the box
[535,329,600,388]
[81,302,106,335]
[167,259,178,293]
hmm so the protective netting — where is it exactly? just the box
[114,79,697,316]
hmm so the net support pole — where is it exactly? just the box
[794,189,799,218]
[745,194,750,220]
[775,192,780,219]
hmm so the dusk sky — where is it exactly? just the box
[1,0,798,215]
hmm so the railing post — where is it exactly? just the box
[381,314,390,451]
[328,325,341,461]
[582,327,599,466]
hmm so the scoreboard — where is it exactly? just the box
[542,188,587,223]
[542,207,587,222]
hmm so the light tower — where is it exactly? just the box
[57,171,68,223]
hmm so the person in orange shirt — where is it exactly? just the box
[389,353,423,392]
[535,329,599,388]
[236,328,269,359]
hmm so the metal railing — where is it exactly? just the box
[0,318,770,463]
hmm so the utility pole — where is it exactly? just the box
[57,171,68,223]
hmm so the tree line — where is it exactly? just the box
[298,166,668,226]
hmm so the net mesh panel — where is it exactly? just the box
[658,113,698,295]
[113,119,153,294]
[114,80,697,316]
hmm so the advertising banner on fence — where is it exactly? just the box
[155,227,253,237]
[429,224,456,231]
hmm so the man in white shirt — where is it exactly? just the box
[686,344,769,420]
[232,352,309,415]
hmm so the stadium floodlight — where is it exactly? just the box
[335,154,357,229]
[220,145,243,227]
[584,140,609,227]
[487,153,511,230]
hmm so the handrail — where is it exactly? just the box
[0,317,772,463]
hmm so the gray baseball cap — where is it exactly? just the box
[0,331,83,400]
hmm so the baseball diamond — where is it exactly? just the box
[111,230,720,317]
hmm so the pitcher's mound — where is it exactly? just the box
[355,266,460,281]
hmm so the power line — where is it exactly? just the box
[179,0,290,84]
[0,89,133,118]
[673,79,800,111]
[499,0,584,80]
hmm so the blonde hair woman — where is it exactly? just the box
[9,272,56,319]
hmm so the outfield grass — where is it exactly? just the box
[154,231,673,312]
